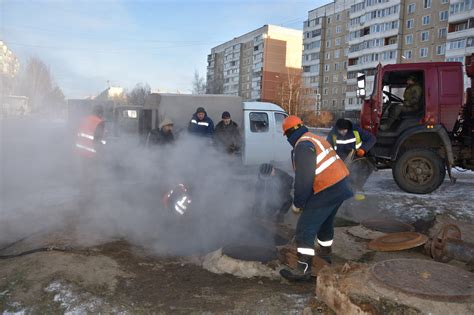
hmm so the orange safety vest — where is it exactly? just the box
[294,132,349,194]
[75,115,104,158]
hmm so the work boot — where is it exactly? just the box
[317,245,332,264]
[280,253,313,282]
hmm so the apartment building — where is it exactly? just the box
[445,0,474,90]
[206,25,302,104]
[302,0,356,119]
[1,40,20,95]
[303,0,474,119]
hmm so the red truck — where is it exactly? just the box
[356,54,474,194]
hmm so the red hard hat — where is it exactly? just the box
[282,115,303,135]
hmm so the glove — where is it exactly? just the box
[356,149,366,157]
[291,204,301,214]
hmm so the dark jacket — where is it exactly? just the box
[214,120,241,152]
[288,126,352,209]
[327,122,376,161]
[188,112,214,137]
[254,168,293,218]
[148,129,174,145]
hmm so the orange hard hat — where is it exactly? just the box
[282,115,303,135]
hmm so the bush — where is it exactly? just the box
[302,111,334,128]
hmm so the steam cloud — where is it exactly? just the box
[1,116,281,256]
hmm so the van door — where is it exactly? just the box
[273,112,292,163]
[243,111,274,165]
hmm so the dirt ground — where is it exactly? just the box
[0,240,333,314]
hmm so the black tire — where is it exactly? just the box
[392,148,446,194]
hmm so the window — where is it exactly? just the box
[323,88,328,95]
[336,26,341,33]
[326,41,331,48]
[421,31,429,41]
[332,87,338,94]
[436,44,446,55]
[324,76,329,83]
[405,34,413,45]
[325,64,330,72]
[408,3,416,14]
[404,50,412,59]
[420,47,428,58]
[438,28,447,38]
[334,63,340,71]
[249,112,268,133]
[335,37,341,46]
[333,74,338,82]
[274,113,287,133]
[439,11,448,21]
[441,0,448,3]
[422,15,430,25]
[407,19,414,29]
[336,14,341,21]
[335,49,340,58]
[448,39,466,49]
[424,0,432,9]
[326,52,331,60]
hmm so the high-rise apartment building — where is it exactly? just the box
[303,0,474,119]
[445,0,474,90]
[206,25,302,104]
[0,40,20,78]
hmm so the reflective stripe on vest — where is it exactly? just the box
[191,120,209,127]
[76,115,103,158]
[296,132,350,194]
[332,130,362,150]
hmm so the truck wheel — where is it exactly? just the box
[392,148,445,194]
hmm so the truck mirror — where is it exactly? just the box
[357,73,366,99]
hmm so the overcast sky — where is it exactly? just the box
[2,0,329,98]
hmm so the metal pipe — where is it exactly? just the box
[445,239,474,264]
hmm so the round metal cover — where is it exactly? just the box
[361,219,415,233]
[368,232,428,251]
[371,259,474,301]
[222,245,277,263]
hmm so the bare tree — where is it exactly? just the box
[127,83,151,106]
[276,69,316,116]
[16,57,65,113]
[192,70,206,95]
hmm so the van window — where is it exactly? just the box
[275,112,288,133]
[249,112,269,133]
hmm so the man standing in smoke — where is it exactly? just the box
[75,105,106,204]
[214,111,241,154]
[188,107,214,137]
[147,117,175,146]
[279,116,353,282]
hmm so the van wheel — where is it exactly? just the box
[392,148,445,194]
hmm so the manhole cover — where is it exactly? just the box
[361,219,415,233]
[368,232,428,251]
[222,245,277,263]
[371,259,474,301]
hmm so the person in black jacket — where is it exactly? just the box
[253,163,293,223]
[214,111,241,154]
[188,107,214,137]
[147,117,175,146]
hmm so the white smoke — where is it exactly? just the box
[1,115,279,256]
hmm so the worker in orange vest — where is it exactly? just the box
[76,105,106,157]
[76,105,106,204]
[279,116,353,282]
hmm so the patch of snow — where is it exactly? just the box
[201,248,279,279]
[44,281,125,314]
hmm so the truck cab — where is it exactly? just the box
[357,61,465,194]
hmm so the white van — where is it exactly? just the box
[116,93,292,167]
